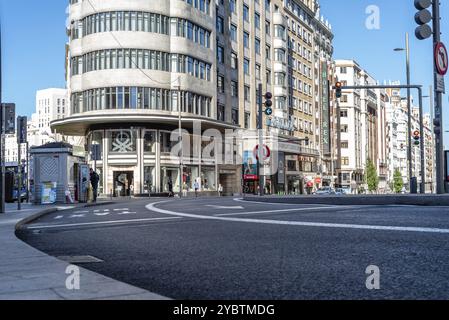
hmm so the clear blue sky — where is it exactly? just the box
[1,0,448,129]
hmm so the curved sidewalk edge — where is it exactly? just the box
[0,202,170,300]
[242,194,449,206]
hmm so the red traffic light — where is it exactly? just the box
[413,130,420,137]
[335,82,342,88]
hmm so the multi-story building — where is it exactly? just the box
[385,86,435,193]
[335,59,387,193]
[4,89,69,163]
[53,0,333,196]
[385,87,408,188]
[34,88,69,146]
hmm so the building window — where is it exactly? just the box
[244,112,250,129]
[231,52,238,69]
[255,38,261,55]
[143,130,157,153]
[217,45,225,63]
[244,58,250,75]
[255,13,260,29]
[217,75,225,93]
[216,16,224,33]
[243,5,250,22]
[230,0,236,14]
[244,85,250,102]
[231,81,238,97]
[217,104,225,121]
[243,32,250,49]
[231,109,239,125]
[230,24,237,42]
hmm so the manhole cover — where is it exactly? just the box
[57,255,104,263]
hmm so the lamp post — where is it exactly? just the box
[394,33,414,193]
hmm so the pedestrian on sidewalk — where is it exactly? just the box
[167,178,174,197]
[218,183,223,197]
[90,168,100,203]
[194,180,200,198]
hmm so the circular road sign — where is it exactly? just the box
[435,42,448,76]
[253,144,271,161]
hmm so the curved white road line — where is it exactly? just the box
[147,201,449,235]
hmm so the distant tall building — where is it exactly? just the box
[334,59,387,193]
[385,86,435,192]
[34,88,69,146]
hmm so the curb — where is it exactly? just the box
[242,195,449,207]
[15,201,116,231]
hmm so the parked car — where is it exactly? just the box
[314,187,336,195]
[12,188,27,203]
[335,188,350,195]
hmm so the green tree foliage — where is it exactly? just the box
[393,169,404,194]
[366,160,379,193]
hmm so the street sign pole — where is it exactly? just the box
[432,1,446,194]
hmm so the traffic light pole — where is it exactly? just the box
[257,83,264,197]
[418,87,425,193]
[432,0,445,194]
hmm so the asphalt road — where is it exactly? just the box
[17,197,449,300]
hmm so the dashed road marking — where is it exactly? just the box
[69,214,86,218]
[206,205,244,210]
[26,216,182,230]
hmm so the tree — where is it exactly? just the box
[393,169,404,194]
[365,160,379,193]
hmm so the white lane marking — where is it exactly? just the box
[147,201,449,235]
[73,210,89,214]
[206,205,244,210]
[94,211,110,216]
[214,206,349,217]
[54,215,64,220]
[113,208,129,211]
[26,217,182,230]
[233,198,299,206]
[69,214,86,218]
[117,211,137,215]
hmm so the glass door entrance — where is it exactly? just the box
[113,171,134,197]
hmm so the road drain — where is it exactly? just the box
[57,255,104,263]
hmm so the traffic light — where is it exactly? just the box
[1,103,16,134]
[17,116,27,144]
[335,82,342,99]
[434,118,441,135]
[264,92,273,116]
[414,0,432,40]
[413,130,420,146]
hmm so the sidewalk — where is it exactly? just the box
[0,202,169,300]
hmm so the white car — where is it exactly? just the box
[314,187,336,195]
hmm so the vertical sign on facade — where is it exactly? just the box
[321,62,331,155]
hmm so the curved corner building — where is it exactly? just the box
[54,0,239,196]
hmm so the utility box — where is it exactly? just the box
[30,142,86,204]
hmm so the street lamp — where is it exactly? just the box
[394,33,414,193]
